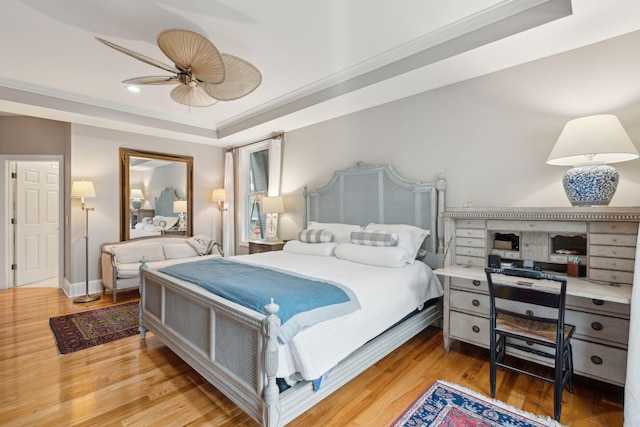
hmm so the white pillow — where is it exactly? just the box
[163,243,199,259]
[141,217,153,225]
[334,243,409,268]
[162,216,179,230]
[283,240,338,256]
[134,222,145,230]
[364,223,430,263]
[307,221,362,244]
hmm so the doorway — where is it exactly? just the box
[0,156,64,290]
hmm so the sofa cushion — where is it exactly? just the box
[163,243,199,259]
[112,243,165,264]
[117,262,144,279]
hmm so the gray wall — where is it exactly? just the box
[277,30,640,241]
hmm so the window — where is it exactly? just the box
[238,138,282,244]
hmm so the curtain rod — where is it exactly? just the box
[226,132,285,152]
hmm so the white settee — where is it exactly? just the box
[100,236,221,302]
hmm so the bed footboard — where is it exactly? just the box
[139,268,282,427]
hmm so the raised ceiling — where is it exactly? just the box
[1,0,639,147]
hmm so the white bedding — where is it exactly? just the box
[232,250,443,381]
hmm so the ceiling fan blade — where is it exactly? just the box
[123,76,180,85]
[96,37,180,74]
[170,85,218,107]
[157,29,225,84]
[203,54,262,101]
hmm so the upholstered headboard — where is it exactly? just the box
[155,187,182,217]
[303,162,446,268]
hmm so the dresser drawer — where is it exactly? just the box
[565,310,629,346]
[450,277,487,293]
[449,311,489,348]
[572,339,627,386]
[450,289,488,315]
[588,268,634,285]
[566,294,630,317]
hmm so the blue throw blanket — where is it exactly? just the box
[158,257,360,343]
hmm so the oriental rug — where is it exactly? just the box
[392,380,563,427]
[49,301,139,354]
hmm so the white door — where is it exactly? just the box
[15,162,59,286]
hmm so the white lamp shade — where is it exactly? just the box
[261,196,284,214]
[173,200,187,213]
[130,188,144,199]
[211,188,227,202]
[547,115,639,166]
[70,180,96,198]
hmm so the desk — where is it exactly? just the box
[438,265,631,386]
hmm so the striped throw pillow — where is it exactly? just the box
[350,230,399,247]
[298,228,334,243]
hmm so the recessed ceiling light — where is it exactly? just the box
[126,86,140,93]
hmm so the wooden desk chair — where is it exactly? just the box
[484,267,575,421]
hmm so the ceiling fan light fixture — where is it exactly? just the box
[170,85,217,107]
[97,29,260,107]
[126,85,141,93]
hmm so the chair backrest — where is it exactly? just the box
[485,267,568,327]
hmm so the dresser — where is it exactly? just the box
[438,207,639,387]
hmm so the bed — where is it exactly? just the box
[139,162,446,426]
[130,187,182,239]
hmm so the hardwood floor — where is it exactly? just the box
[0,288,624,426]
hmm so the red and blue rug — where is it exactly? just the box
[393,380,563,427]
[49,301,139,354]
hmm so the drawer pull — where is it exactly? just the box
[472,280,481,287]
[592,299,605,306]
[472,325,480,333]
[525,310,534,317]
[472,299,480,307]
[591,355,603,365]
[591,322,603,331]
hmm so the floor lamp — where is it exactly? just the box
[71,179,100,303]
[211,188,227,247]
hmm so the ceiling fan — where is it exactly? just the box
[96,29,261,107]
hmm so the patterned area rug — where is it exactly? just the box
[49,302,139,354]
[393,380,563,427]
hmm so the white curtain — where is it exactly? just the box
[267,137,282,197]
[223,151,235,256]
[624,231,640,425]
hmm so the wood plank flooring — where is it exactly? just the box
[0,288,624,426]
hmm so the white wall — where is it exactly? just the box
[277,30,640,241]
[70,124,224,287]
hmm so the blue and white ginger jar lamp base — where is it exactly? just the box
[562,164,618,206]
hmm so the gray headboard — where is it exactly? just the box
[303,162,446,268]
[155,187,182,217]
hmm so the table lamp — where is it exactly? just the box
[547,115,638,206]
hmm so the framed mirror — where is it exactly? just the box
[120,148,193,240]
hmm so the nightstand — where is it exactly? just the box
[249,239,285,254]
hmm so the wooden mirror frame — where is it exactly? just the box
[119,148,194,241]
